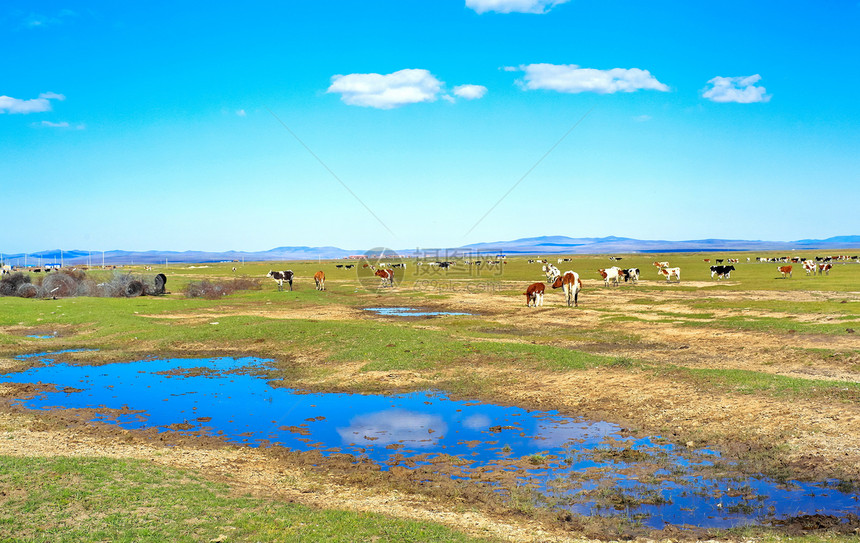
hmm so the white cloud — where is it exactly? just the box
[453,84,488,100]
[702,74,770,103]
[327,69,443,109]
[514,64,670,94]
[336,409,448,447]
[33,120,85,130]
[466,0,570,14]
[40,121,69,128]
[0,92,66,114]
[633,114,652,122]
[462,413,491,430]
[236,109,247,117]
[24,10,77,29]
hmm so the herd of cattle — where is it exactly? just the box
[255,253,855,307]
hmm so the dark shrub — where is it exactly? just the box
[0,273,32,297]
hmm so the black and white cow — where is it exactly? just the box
[266,270,294,291]
[622,268,640,282]
[710,265,735,280]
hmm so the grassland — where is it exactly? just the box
[1,250,859,541]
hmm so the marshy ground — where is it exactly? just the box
[1,253,859,541]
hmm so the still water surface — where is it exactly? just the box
[1,353,856,529]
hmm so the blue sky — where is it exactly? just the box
[2,1,858,253]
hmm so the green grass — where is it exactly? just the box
[678,315,859,335]
[3,252,860,541]
[664,366,860,401]
[0,456,489,543]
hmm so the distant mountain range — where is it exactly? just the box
[3,235,859,265]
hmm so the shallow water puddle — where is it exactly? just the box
[1,354,857,529]
[364,307,472,317]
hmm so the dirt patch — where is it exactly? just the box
[0,411,590,542]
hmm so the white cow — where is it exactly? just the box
[542,264,561,283]
[598,266,623,286]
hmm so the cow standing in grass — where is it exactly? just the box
[551,271,582,307]
[624,268,640,283]
[777,265,792,279]
[314,270,326,291]
[598,267,623,287]
[524,282,545,307]
[266,270,294,291]
[542,263,561,283]
[659,267,681,282]
[374,268,395,288]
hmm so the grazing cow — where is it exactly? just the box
[777,265,792,279]
[314,270,326,290]
[335,264,344,269]
[524,282,545,307]
[375,268,395,287]
[653,261,669,269]
[659,267,681,282]
[710,265,735,280]
[624,268,640,283]
[551,271,582,307]
[817,263,833,276]
[542,264,561,283]
[802,260,816,275]
[703,259,710,263]
[597,266,623,286]
[0,265,10,275]
[266,270,294,291]
[715,259,724,264]
[345,264,355,269]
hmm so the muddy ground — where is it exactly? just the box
[1,279,859,541]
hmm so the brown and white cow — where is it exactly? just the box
[658,267,681,282]
[524,282,546,307]
[777,265,792,279]
[817,263,833,276]
[314,270,326,290]
[551,271,582,307]
[375,268,395,287]
[802,260,816,275]
[597,266,623,287]
[653,261,669,269]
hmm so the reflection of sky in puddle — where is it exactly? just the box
[364,307,472,317]
[1,354,857,530]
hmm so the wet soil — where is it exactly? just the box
[2,278,860,540]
